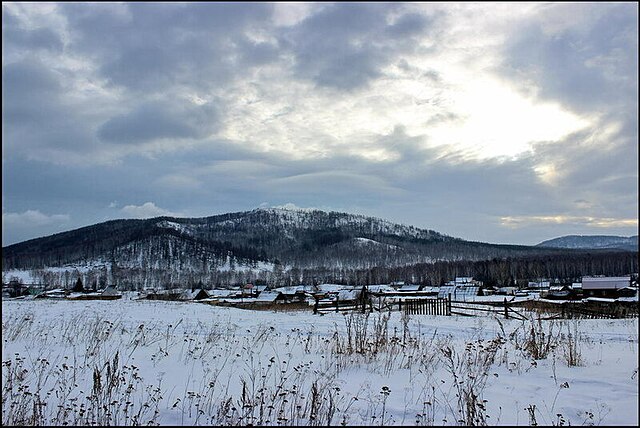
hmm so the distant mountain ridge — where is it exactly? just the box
[537,235,638,251]
[3,207,634,288]
[5,207,558,269]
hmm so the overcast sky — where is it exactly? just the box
[2,2,638,247]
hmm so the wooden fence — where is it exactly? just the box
[402,297,451,316]
[314,292,637,320]
[449,299,528,320]
[317,294,527,319]
[315,298,366,314]
[516,300,639,320]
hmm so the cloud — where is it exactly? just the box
[281,3,432,90]
[500,3,637,113]
[98,100,220,144]
[2,3,637,248]
[61,2,275,94]
[271,203,321,212]
[2,59,62,116]
[2,10,63,55]
[2,208,72,245]
[2,210,70,227]
[155,174,202,190]
[120,202,181,219]
[1,58,108,164]
[501,215,638,229]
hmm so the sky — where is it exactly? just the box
[2,2,638,247]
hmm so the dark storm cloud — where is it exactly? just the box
[2,3,637,247]
[530,127,638,218]
[2,58,98,160]
[501,3,637,112]
[386,12,430,38]
[61,2,276,93]
[98,100,220,144]
[2,10,63,55]
[2,59,62,113]
[281,3,433,90]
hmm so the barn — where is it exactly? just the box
[582,276,632,298]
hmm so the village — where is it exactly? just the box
[3,274,638,320]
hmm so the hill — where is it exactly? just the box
[2,207,635,288]
[537,235,638,251]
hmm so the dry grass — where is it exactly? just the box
[1,303,633,426]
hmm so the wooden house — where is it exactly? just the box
[582,276,631,298]
[180,288,210,301]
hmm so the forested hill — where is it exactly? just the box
[537,235,638,251]
[3,207,600,273]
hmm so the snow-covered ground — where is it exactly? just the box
[2,298,638,426]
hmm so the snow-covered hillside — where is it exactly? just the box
[3,207,637,289]
[2,299,638,426]
[537,234,638,251]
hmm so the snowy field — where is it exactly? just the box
[2,298,638,426]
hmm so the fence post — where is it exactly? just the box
[447,294,452,316]
[398,299,402,312]
[504,298,509,319]
[335,296,339,313]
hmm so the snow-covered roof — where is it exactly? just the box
[254,291,280,302]
[316,284,349,293]
[207,289,239,297]
[181,289,209,300]
[67,292,86,298]
[529,281,551,288]
[583,296,617,303]
[101,286,121,296]
[271,285,315,294]
[42,288,67,295]
[398,284,421,292]
[336,289,360,300]
[438,285,479,299]
[365,284,396,293]
[582,277,630,290]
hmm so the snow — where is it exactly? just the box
[316,283,350,293]
[252,207,440,241]
[2,299,638,426]
[270,285,316,294]
[207,289,240,298]
[3,261,111,284]
[253,291,280,302]
[352,237,399,249]
[2,269,36,284]
[397,284,421,292]
[156,220,194,235]
[365,284,397,293]
[214,255,274,273]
